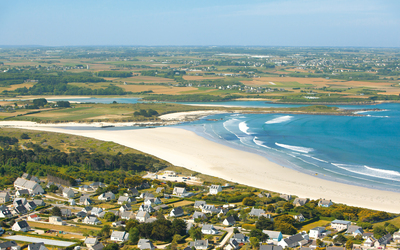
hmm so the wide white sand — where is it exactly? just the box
[8,124,400,213]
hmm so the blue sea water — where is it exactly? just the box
[51,97,400,192]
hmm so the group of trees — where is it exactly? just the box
[97,71,133,78]
[142,94,240,102]
[133,109,158,117]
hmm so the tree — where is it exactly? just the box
[103,243,119,250]
[101,225,111,238]
[243,197,256,206]
[373,226,387,239]
[333,234,347,245]
[250,229,268,242]
[33,98,47,107]
[20,133,30,139]
[51,207,61,216]
[189,227,203,240]
[104,212,116,222]
[171,219,187,236]
[267,204,275,213]
[276,223,297,235]
[316,239,324,247]
[129,227,140,244]
[345,240,353,250]
[57,101,71,107]
[256,216,273,230]
[283,202,294,211]
[250,237,260,249]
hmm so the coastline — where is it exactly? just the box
[5,123,400,213]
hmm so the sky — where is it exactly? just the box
[1,0,399,47]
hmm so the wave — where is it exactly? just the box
[239,121,251,135]
[275,142,314,153]
[265,115,293,124]
[332,163,400,182]
[366,115,389,118]
[253,137,272,149]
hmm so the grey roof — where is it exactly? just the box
[194,200,206,207]
[378,233,392,245]
[121,211,133,219]
[171,206,184,216]
[225,216,236,224]
[193,211,205,219]
[16,220,30,229]
[202,224,215,231]
[347,225,364,234]
[233,233,247,241]
[0,241,18,249]
[156,187,164,193]
[332,220,351,225]
[15,205,28,214]
[84,237,98,244]
[283,234,304,245]
[92,242,104,250]
[138,239,155,250]
[28,242,47,250]
[111,230,127,240]
[0,192,10,198]
[293,198,308,206]
[249,207,266,216]
[17,189,30,195]
[22,173,31,179]
[190,240,208,248]
[260,246,283,250]
[262,230,282,239]
[118,196,133,203]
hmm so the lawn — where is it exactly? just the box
[374,216,400,228]
[300,220,332,232]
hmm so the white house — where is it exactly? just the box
[13,178,44,195]
[110,231,129,242]
[138,239,155,250]
[346,225,364,236]
[118,196,135,205]
[278,234,307,248]
[28,214,41,222]
[173,187,187,197]
[293,198,308,207]
[309,227,325,239]
[49,216,66,225]
[294,214,305,222]
[194,200,206,208]
[63,187,75,198]
[98,192,115,201]
[318,199,333,207]
[262,230,283,242]
[144,197,162,206]
[0,192,10,203]
[249,207,266,217]
[0,241,20,250]
[201,224,218,235]
[223,216,236,226]
[189,239,208,250]
[201,205,218,214]
[83,216,101,225]
[331,220,351,231]
[12,220,30,232]
[209,185,222,195]
[170,207,184,217]
[84,237,98,248]
[192,211,206,220]
[136,211,150,223]
[0,205,12,218]
[91,207,104,217]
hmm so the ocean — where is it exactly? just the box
[50,97,400,192]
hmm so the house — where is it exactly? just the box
[27,243,47,250]
[92,242,104,250]
[61,208,72,218]
[393,230,400,243]
[209,185,222,195]
[110,230,129,242]
[98,191,115,201]
[138,204,154,213]
[112,221,126,227]
[223,216,236,226]
[364,236,376,247]
[82,206,93,213]
[293,198,308,207]
[136,211,150,223]
[22,173,31,179]
[129,188,139,196]
[280,194,291,201]
[120,204,132,213]
[264,193,271,198]
[49,216,66,225]
[140,192,154,199]
[278,234,307,248]
[28,214,40,221]
[33,199,45,207]
[12,220,30,232]
[318,199,333,207]
[309,227,326,239]
[0,192,10,203]
[173,187,187,197]
[137,239,155,250]
[91,207,104,217]
[231,233,249,243]
[30,176,41,184]
[201,224,218,235]
[144,197,162,206]
[156,187,164,193]
[13,177,44,195]
[80,185,94,192]
[0,205,12,218]
[79,195,92,205]
[225,239,240,250]
[140,182,151,189]
[90,182,106,189]
[14,198,27,206]
[84,237,98,248]
[190,239,208,250]
[15,205,28,215]
[194,200,206,208]
[201,205,218,214]
[0,241,20,250]
[294,214,305,222]
[331,220,351,231]
[83,215,101,225]
[170,207,184,217]
[192,211,206,220]
[375,233,392,248]
[121,211,134,220]
[260,246,283,250]
[118,196,135,205]
[249,207,266,217]
[63,187,75,198]
[76,211,87,218]
[154,204,169,211]
[346,225,364,236]
[26,201,37,211]
[262,230,283,242]
[16,189,30,197]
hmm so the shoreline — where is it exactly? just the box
[4,123,400,213]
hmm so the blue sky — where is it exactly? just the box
[1,0,399,47]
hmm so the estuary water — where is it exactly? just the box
[52,97,400,192]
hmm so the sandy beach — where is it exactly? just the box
[3,120,400,213]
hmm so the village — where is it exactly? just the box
[0,170,399,250]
